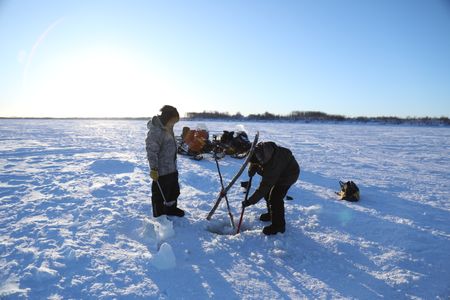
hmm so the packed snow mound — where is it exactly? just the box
[153,216,175,241]
[0,119,449,299]
[151,243,177,270]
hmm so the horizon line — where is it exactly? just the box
[0,115,449,120]
[1,109,450,120]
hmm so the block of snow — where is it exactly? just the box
[151,242,176,270]
[154,216,175,242]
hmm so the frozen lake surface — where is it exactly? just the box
[0,119,449,299]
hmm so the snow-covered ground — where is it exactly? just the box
[0,119,449,299]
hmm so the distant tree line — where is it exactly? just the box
[184,111,450,126]
[185,111,245,120]
[2,112,448,126]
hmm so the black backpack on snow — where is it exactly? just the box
[337,181,360,202]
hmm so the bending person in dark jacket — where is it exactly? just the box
[242,142,300,235]
[146,105,185,217]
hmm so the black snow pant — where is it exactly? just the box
[265,185,291,228]
[151,171,180,217]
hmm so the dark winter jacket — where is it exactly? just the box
[145,116,178,176]
[248,142,299,204]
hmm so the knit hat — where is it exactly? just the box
[159,105,179,125]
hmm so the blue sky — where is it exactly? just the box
[1,0,449,118]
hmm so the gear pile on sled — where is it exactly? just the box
[177,126,252,160]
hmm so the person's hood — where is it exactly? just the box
[251,142,276,165]
[147,116,163,130]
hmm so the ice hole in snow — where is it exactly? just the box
[206,220,240,235]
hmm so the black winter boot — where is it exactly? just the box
[165,206,185,217]
[263,224,285,235]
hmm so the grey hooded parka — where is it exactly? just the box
[145,116,178,177]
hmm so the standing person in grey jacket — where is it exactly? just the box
[146,105,185,217]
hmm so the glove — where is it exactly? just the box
[242,199,252,208]
[150,169,159,181]
[248,163,258,177]
[242,194,258,207]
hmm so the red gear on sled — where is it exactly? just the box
[183,129,209,153]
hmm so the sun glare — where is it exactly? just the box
[21,47,186,117]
